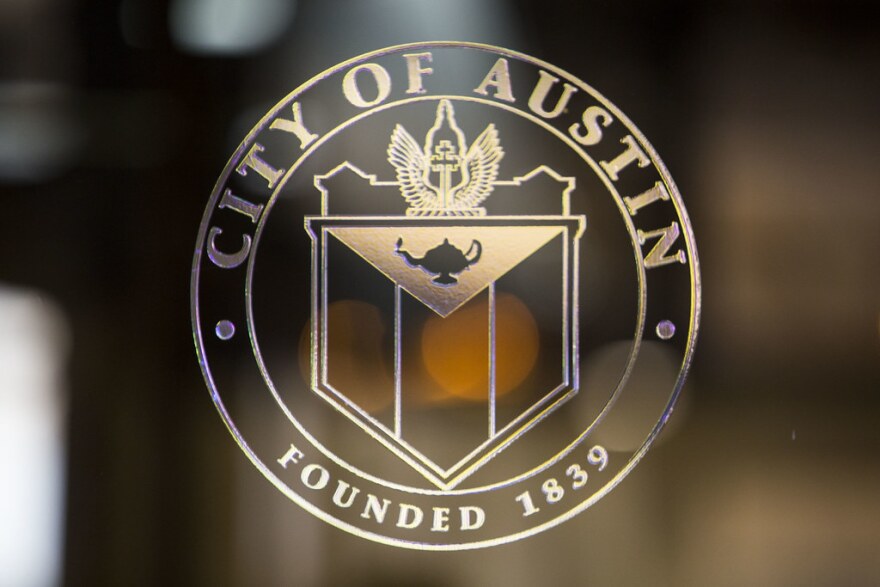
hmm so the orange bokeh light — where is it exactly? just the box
[421,292,539,401]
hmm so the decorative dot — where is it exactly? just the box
[656,320,676,340]
[215,320,236,340]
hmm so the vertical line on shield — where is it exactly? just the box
[488,282,496,438]
[561,231,570,387]
[321,229,329,387]
[572,226,580,389]
[308,222,319,390]
[394,284,402,438]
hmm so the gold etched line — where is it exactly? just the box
[394,285,402,438]
[488,282,496,438]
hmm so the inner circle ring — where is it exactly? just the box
[247,94,647,495]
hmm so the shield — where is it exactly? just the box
[305,101,585,489]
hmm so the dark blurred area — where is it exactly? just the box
[0,1,878,585]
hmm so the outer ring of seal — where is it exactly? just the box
[192,42,701,550]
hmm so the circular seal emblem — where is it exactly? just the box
[192,42,700,549]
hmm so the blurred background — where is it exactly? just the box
[1,1,878,585]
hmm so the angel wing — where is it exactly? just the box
[387,124,439,209]
[453,124,503,209]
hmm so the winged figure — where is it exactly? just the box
[387,99,503,216]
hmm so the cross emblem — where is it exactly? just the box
[430,140,461,208]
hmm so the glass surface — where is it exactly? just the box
[1,1,878,584]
